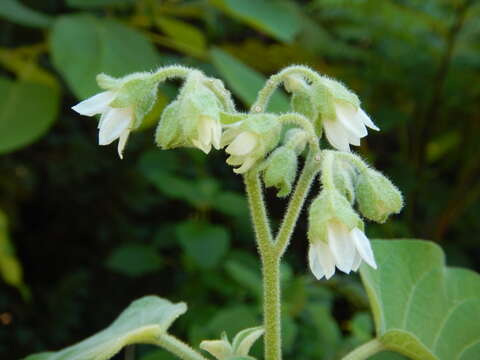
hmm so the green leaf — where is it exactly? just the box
[24,296,187,360]
[360,239,480,360]
[225,259,262,298]
[176,220,230,269]
[0,77,59,154]
[210,48,289,112]
[51,15,160,99]
[0,0,51,28]
[106,244,163,277]
[67,0,135,8]
[0,209,28,297]
[211,0,301,42]
[140,350,176,360]
[156,16,207,57]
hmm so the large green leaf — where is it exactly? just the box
[0,0,51,28]
[106,244,163,277]
[0,77,59,154]
[176,220,230,269]
[66,0,135,8]
[210,48,289,112]
[211,0,301,42]
[51,15,161,99]
[360,240,480,360]
[24,296,187,360]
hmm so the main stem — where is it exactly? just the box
[244,154,319,360]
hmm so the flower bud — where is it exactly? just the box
[356,169,403,223]
[283,128,308,155]
[155,100,183,149]
[332,159,357,204]
[222,114,281,174]
[200,327,263,360]
[262,147,297,197]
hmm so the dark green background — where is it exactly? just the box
[1,0,479,359]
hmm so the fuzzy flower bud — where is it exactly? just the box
[221,114,281,174]
[308,190,377,280]
[156,72,223,154]
[262,146,298,197]
[356,168,403,223]
[72,72,158,158]
[200,327,264,360]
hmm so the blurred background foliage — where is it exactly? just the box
[0,0,479,359]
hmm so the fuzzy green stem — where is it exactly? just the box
[261,251,282,360]
[244,174,274,253]
[151,65,194,82]
[251,65,322,113]
[341,339,386,360]
[274,153,321,257]
[154,333,208,360]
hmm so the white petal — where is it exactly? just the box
[323,119,351,152]
[72,91,116,116]
[117,129,130,159]
[211,120,222,150]
[347,132,361,146]
[308,243,325,280]
[357,108,380,131]
[235,327,264,356]
[233,156,256,174]
[226,131,258,156]
[197,116,213,151]
[98,107,133,145]
[192,138,212,154]
[335,102,368,138]
[327,221,356,273]
[309,241,336,280]
[351,251,362,271]
[200,340,233,360]
[351,228,377,269]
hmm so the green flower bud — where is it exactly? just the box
[263,147,298,197]
[155,100,184,149]
[283,128,308,155]
[356,169,403,223]
[200,327,263,360]
[332,159,357,204]
[222,114,281,174]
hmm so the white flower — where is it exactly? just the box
[323,100,379,152]
[72,91,134,159]
[308,220,377,280]
[191,115,222,154]
[225,131,260,174]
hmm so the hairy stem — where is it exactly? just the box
[154,333,208,360]
[341,339,386,360]
[274,153,320,257]
[261,250,282,360]
[244,174,274,254]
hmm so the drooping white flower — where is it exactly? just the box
[323,100,379,152]
[191,114,222,154]
[72,90,134,159]
[308,220,377,280]
[221,114,281,174]
[224,130,260,173]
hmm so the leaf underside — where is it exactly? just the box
[360,239,480,360]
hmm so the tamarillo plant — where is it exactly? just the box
[24,66,480,360]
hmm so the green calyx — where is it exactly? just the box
[262,146,298,198]
[356,168,404,223]
[308,190,363,244]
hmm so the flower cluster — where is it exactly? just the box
[72,65,402,282]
